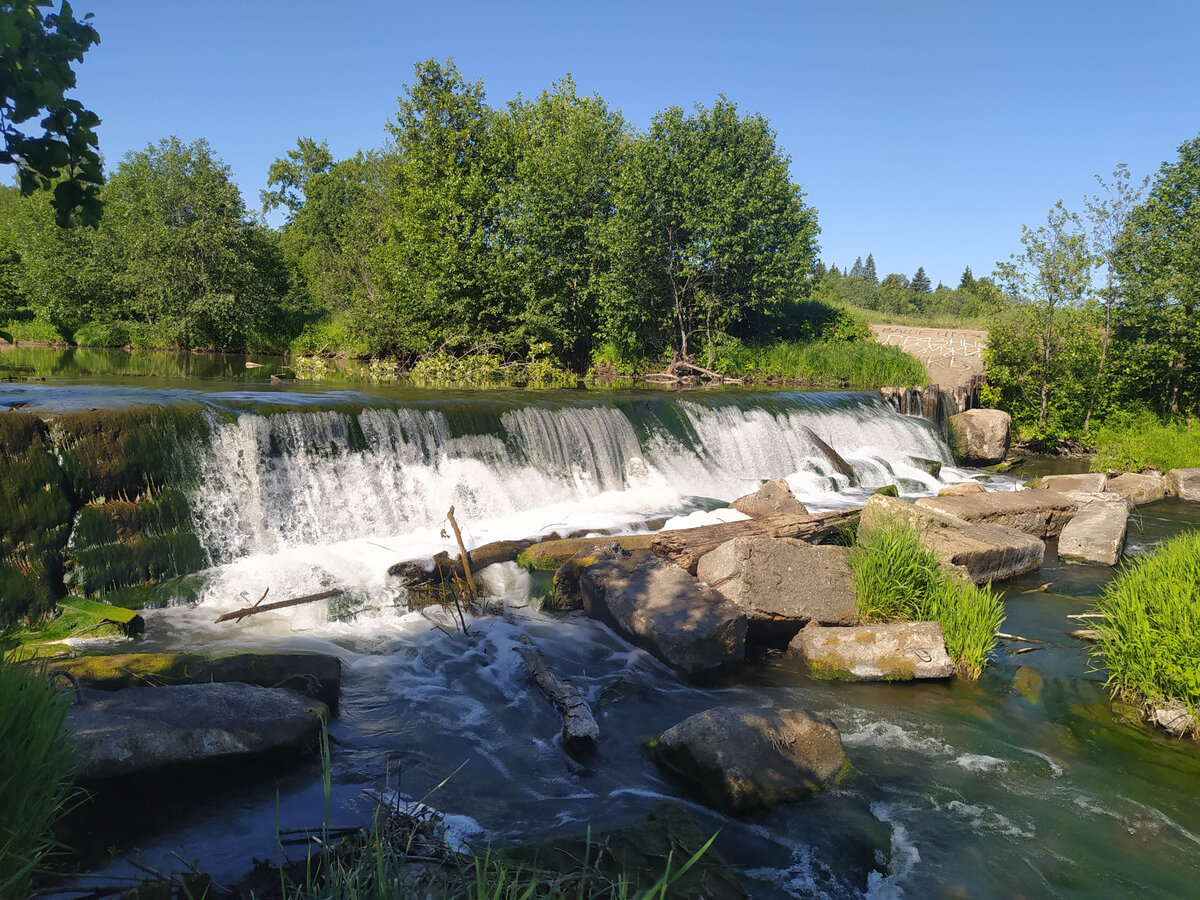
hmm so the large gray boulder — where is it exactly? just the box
[789,621,955,681]
[68,682,327,782]
[860,494,1044,584]
[948,409,1011,465]
[1106,472,1167,506]
[915,490,1077,538]
[1057,497,1129,566]
[649,706,848,813]
[1037,473,1108,494]
[1166,468,1200,501]
[728,478,808,517]
[579,546,747,679]
[696,537,856,643]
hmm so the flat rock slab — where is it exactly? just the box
[729,478,808,517]
[1037,473,1108,494]
[579,547,747,679]
[696,537,856,643]
[1058,501,1129,566]
[69,682,327,782]
[915,490,1077,538]
[938,481,986,497]
[1167,468,1200,502]
[861,494,1044,584]
[649,706,848,813]
[948,409,1011,465]
[1106,472,1166,507]
[789,621,954,681]
[49,651,343,712]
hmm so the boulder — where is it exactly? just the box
[68,682,327,782]
[696,538,857,644]
[860,494,1044,584]
[728,478,808,518]
[789,621,955,681]
[1166,468,1200,501]
[649,706,848,813]
[1106,472,1166,507]
[579,546,747,679]
[49,651,343,712]
[948,409,1011,465]
[1057,499,1129,566]
[914,490,1077,538]
[1037,473,1108,494]
[907,457,943,479]
[938,481,987,497]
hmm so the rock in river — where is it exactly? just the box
[948,408,1011,465]
[915,489,1077,539]
[728,477,808,517]
[789,621,955,681]
[1166,468,1200,502]
[649,706,848,814]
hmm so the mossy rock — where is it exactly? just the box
[66,531,206,596]
[871,484,899,498]
[543,557,596,612]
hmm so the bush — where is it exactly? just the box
[1093,530,1200,719]
[0,655,78,896]
[707,338,927,388]
[0,314,65,344]
[1090,410,1200,474]
[850,521,1005,678]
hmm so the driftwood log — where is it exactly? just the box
[387,539,535,585]
[650,508,860,573]
[516,636,598,755]
[215,589,344,624]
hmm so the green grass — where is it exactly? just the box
[1090,411,1200,474]
[713,339,928,388]
[0,315,66,344]
[849,521,1005,679]
[1092,530,1200,722]
[0,654,78,897]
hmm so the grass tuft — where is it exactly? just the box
[849,521,1005,678]
[1090,411,1200,474]
[1092,530,1200,722]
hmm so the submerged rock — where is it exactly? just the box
[1166,468,1200,502]
[860,494,1044,584]
[1107,472,1167,507]
[789,621,955,681]
[69,682,327,781]
[948,409,1011,465]
[915,490,1077,539]
[728,478,808,518]
[649,706,848,813]
[696,537,856,645]
[579,546,746,680]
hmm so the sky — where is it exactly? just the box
[47,0,1200,288]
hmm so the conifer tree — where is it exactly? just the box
[959,265,975,290]
[850,256,864,278]
[911,266,931,293]
[863,252,878,284]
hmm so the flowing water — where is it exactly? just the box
[6,349,1200,898]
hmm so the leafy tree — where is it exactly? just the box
[0,1,102,226]
[863,252,878,284]
[911,265,931,294]
[261,136,333,221]
[1116,134,1200,416]
[606,97,818,364]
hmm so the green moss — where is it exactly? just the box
[66,531,205,596]
[71,489,193,547]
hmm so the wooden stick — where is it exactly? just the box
[1067,612,1106,620]
[445,506,477,601]
[516,636,598,755]
[997,631,1049,645]
[215,589,344,624]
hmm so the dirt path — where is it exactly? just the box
[871,324,987,389]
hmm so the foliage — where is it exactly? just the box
[0,1,102,226]
[709,337,926,388]
[1089,410,1200,474]
[0,654,78,897]
[850,521,1005,678]
[1093,530,1200,719]
[815,266,1008,326]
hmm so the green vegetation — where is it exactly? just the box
[850,521,1005,678]
[812,262,1009,328]
[1089,410,1200,474]
[0,654,78,898]
[711,338,927,387]
[1093,530,1200,727]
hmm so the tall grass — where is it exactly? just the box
[712,339,927,388]
[849,522,1005,678]
[0,654,78,897]
[1092,530,1200,720]
[1090,410,1200,474]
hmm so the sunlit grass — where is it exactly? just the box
[716,339,927,388]
[1091,412,1200,474]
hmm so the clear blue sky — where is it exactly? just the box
[60,0,1200,287]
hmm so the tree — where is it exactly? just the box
[261,136,333,221]
[959,265,975,290]
[863,252,878,284]
[606,97,818,363]
[911,266,931,293]
[849,256,864,278]
[1116,135,1200,416]
[0,2,102,226]
[993,201,1095,433]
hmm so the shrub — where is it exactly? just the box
[1092,530,1200,719]
[1090,410,1200,474]
[706,338,927,388]
[0,655,78,896]
[850,521,1005,678]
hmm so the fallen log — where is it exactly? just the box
[651,508,861,574]
[388,539,535,585]
[215,589,344,624]
[516,636,598,756]
[518,533,658,570]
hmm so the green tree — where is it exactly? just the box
[0,1,102,226]
[911,265,931,293]
[863,252,878,284]
[606,97,818,364]
[849,255,864,278]
[992,201,1095,433]
[959,265,975,290]
[261,136,333,221]
[1116,135,1200,416]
